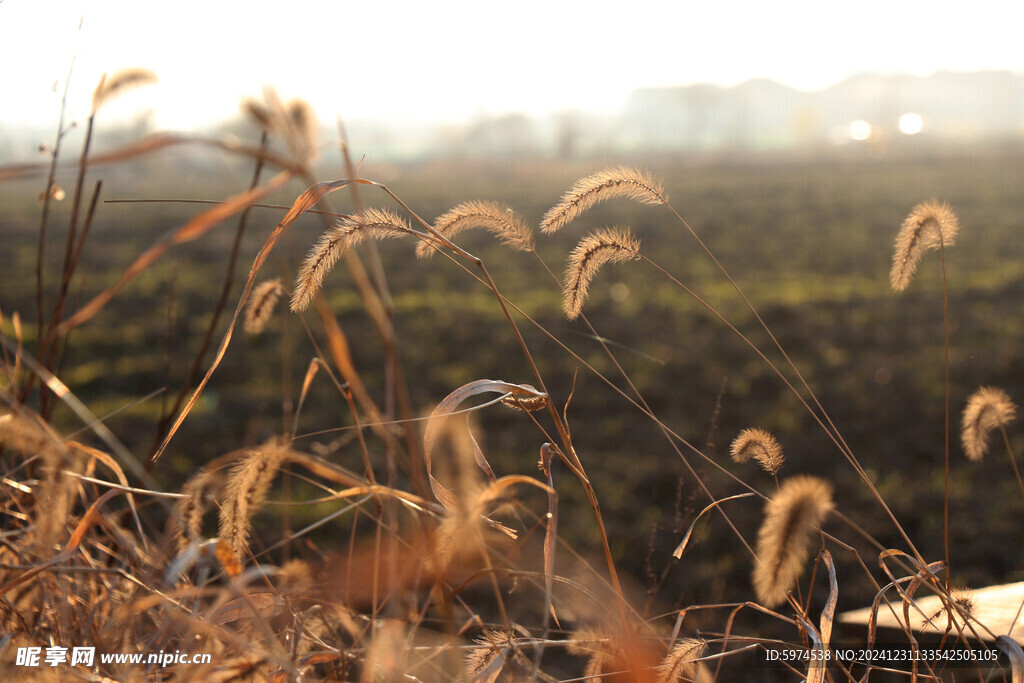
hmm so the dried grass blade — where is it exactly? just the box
[997,636,1024,683]
[672,493,754,559]
[796,614,826,683]
[819,549,837,648]
[291,358,321,438]
[152,179,361,463]
[424,380,545,509]
[540,443,559,628]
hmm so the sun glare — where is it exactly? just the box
[849,120,872,141]
[899,112,924,135]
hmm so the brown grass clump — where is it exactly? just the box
[563,228,641,320]
[752,475,834,607]
[291,208,411,311]
[218,440,288,559]
[890,200,961,291]
[541,166,665,234]
[657,638,706,682]
[961,385,1017,461]
[417,200,533,258]
[730,427,785,475]
[244,278,284,334]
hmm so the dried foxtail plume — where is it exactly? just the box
[752,475,834,607]
[91,68,156,114]
[567,627,617,680]
[657,638,706,682]
[730,428,785,475]
[244,278,285,334]
[173,468,223,554]
[218,440,288,559]
[291,208,411,311]
[961,386,1017,461]
[541,166,665,234]
[243,89,319,163]
[464,630,531,682]
[924,587,976,630]
[563,227,641,320]
[890,200,961,291]
[416,200,533,258]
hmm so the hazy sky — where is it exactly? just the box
[3,0,1024,129]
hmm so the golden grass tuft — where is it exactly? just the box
[291,208,411,312]
[657,638,706,682]
[541,166,665,234]
[730,428,785,475]
[218,440,288,559]
[563,227,641,320]
[417,200,533,258]
[890,200,961,291]
[244,278,285,334]
[752,475,834,607]
[961,385,1017,461]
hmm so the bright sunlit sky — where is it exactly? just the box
[3,0,1024,130]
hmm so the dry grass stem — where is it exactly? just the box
[890,200,961,291]
[542,166,665,234]
[291,208,411,311]
[218,440,288,558]
[961,385,1017,461]
[563,227,641,320]
[417,200,533,258]
[244,278,285,333]
[752,475,834,607]
[730,428,785,475]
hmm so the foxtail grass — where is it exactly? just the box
[244,278,284,334]
[892,199,961,586]
[730,428,785,477]
[962,385,1023,499]
[291,208,412,312]
[563,227,641,320]
[541,166,665,234]
[218,440,287,559]
[752,475,833,607]
[417,200,533,258]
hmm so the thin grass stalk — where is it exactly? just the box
[26,59,74,406]
[1001,425,1024,500]
[940,240,950,589]
[51,180,103,393]
[39,110,96,418]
